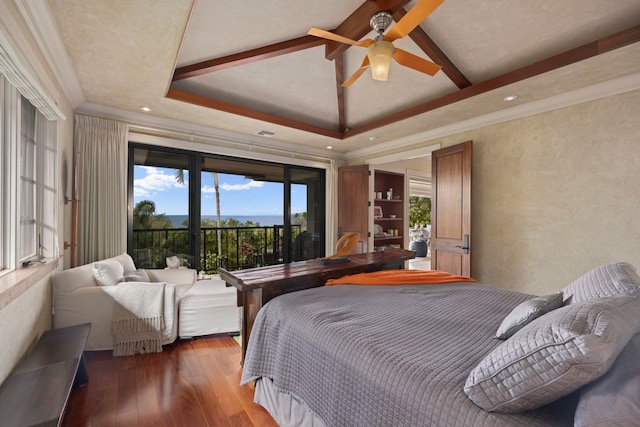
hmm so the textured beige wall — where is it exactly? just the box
[358,90,640,295]
[472,90,640,295]
[0,276,53,383]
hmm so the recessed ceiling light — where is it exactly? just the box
[139,106,152,112]
[257,130,275,137]
[503,95,518,102]
[369,136,378,141]
[326,146,333,150]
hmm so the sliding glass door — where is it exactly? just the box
[128,144,325,270]
[128,147,191,268]
[290,167,324,261]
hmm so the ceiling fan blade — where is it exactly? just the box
[308,28,373,47]
[384,0,445,42]
[392,48,442,76]
[342,56,371,87]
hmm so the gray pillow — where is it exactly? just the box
[495,292,563,339]
[562,262,640,304]
[123,269,151,282]
[464,292,640,413]
[574,333,640,427]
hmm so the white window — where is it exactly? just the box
[19,97,37,261]
[0,74,58,272]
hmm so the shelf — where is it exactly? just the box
[338,165,404,253]
[374,236,403,242]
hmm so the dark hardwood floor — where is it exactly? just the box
[62,335,278,427]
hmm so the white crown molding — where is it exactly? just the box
[365,144,440,165]
[77,102,347,162]
[349,72,640,160]
[15,0,85,108]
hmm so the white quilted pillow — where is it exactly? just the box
[562,262,640,304]
[92,259,124,286]
[464,292,640,413]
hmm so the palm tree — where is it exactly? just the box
[176,168,222,259]
[213,172,221,257]
[132,200,156,229]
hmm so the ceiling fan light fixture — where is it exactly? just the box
[308,1,443,86]
[370,11,393,34]
[367,40,394,81]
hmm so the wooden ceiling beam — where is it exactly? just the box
[324,0,412,61]
[391,8,471,89]
[335,54,347,132]
[166,87,343,139]
[173,35,325,81]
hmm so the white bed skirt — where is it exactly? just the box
[254,378,326,427]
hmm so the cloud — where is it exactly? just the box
[220,180,264,191]
[201,185,217,194]
[134,166,185,198]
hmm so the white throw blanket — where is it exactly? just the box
[111,282,165,356]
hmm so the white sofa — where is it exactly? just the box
[52,253,196,350]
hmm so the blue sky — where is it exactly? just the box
[133,166,306,216]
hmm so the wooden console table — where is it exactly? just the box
[219,248,414,363]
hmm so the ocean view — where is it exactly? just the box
[168,215,284,227]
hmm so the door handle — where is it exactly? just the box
[455,234,470,254]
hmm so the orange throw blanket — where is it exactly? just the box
[325,269,477,286]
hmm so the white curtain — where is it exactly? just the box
[326,159,343,252]
[74,114,127,265]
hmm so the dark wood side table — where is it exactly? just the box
[219,248,415,364]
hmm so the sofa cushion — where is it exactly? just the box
[112,252,137,275]
[92,259,124,286]
[562,262,640,304]
[52,263,95,294]
[464,292,640,413]
[145,268,197,288]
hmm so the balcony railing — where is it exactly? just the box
[132,224,304,272]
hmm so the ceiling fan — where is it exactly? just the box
[308,0,444,87]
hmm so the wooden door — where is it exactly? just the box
[431,141,472,276]
[337,165,369,254]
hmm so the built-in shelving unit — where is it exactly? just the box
[373,170,405,251]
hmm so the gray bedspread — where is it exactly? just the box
[241,283,577,427]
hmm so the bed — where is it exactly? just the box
[241,264,640,427]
